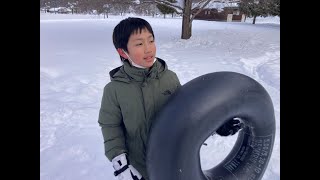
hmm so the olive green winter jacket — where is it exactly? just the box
[98,58,181,179]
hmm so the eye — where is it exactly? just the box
[150,40,154,43]
[136,43,143,46]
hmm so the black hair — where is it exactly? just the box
[112,17,155,61]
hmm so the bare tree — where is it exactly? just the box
[156,0,177,18]
[107,0,134,15]
[77,0,93,13]
[140,0,236,39]
[40,0,52,13]
[134,0,159,16]
[65,0,79,14]
[266,0,280,17]
[239,0,272,24]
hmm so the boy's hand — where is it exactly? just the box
[112,153,144,180]
[216,118,244,136]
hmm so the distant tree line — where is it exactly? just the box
[40,0,166,17]
[239,0,280,24]
[156,0,177,18]
[40,0,280,39]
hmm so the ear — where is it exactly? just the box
[116,48,128,59]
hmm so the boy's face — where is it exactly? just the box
[124,28,156,68]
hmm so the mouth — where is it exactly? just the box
[144,56,154,62]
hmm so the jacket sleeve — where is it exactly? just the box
[98,84,127,161]
[173,72,182,88]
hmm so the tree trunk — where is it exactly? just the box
[253,15,256,24]
[164,14,165,19]
[181,0,192,39]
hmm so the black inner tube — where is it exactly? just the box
[147,71,276,180]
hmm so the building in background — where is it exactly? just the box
[193,1,245,22]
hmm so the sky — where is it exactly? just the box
[40,13,280,180]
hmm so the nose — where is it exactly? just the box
[144,42,152,54]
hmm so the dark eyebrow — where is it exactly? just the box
[133,35,154,41]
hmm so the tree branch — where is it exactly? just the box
[134,0,154,8]
[141,0,183,14]
[154,0,183,10]
[192,0,211,9]
[190,0,213,22]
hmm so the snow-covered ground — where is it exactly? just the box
[40,13,280,180]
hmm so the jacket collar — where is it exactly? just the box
[109,57,167,83]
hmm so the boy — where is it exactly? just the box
[98,17,181,180]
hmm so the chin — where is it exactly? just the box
[145,62,155,68]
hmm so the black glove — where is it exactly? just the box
[216,118,244,136]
